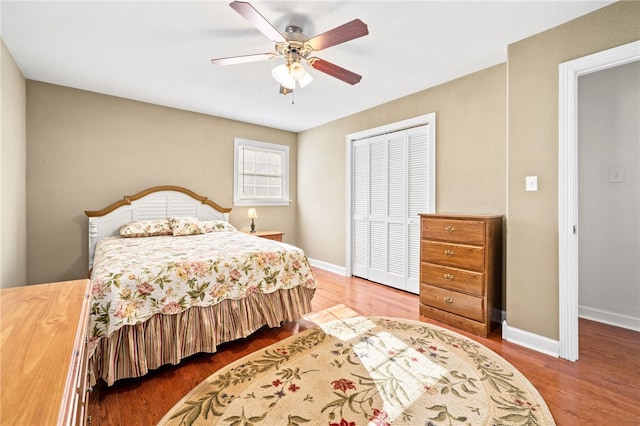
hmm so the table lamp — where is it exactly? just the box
[247,208,258,233]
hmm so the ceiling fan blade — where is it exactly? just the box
[229,1,286,43]
[309,58,362,85]
[307,19,368,51]
[211,53,276,66]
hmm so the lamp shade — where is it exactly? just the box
[299,71,313,88]
[247,208,258,219]
[272,64,296,90]
[289,62,306,80]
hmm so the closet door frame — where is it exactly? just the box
[345,113,436,280]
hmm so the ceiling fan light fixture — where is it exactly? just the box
[289,61,306,80]
[298,70,313,88]
[289,61,313,88]
[272,64,296,90]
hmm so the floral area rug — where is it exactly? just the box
[158,310,555,426]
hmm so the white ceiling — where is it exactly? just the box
[1,1,612,132]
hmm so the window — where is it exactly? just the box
[233,138,290,206]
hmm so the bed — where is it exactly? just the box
[85,186,317,386]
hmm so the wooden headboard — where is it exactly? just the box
[84,186,231,270]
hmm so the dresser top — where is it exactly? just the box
[0,279,90,425]
[419,213,503,220]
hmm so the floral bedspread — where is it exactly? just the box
[89,231,317,342]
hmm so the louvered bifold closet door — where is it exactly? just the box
[351,124,431,294]
[367,135,388,285]
[351,139,369,278]
[386,132,408,289]
[406,125,432,293]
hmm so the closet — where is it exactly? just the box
[351,124,434,294]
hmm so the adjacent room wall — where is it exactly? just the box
[26,82,297,284]
[578,62,640,327]
[297,63,507,269]
[1,39,27,289]
[506,1,640,339]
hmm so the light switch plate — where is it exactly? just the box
[526,176,538,192]
[609,168,625,183]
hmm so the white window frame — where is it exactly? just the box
[233,137,290,207]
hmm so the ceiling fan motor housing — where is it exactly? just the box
[276,25,314,61]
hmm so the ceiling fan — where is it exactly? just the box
[210,1,369,95]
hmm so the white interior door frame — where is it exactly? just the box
[558,40,640,361]
[345,113,436,277]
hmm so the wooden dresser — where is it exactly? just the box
[419,214,502,337]
[0,279,92,425]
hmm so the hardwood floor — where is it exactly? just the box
[91,268,640,425]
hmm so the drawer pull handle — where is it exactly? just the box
[445,226,455,233]
[444,273,454,281]
[444,250,454,257]
[444,297,454,304]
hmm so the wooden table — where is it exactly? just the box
[0,279,91,425]
[248,230,284,242]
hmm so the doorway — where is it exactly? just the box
[558,40,640,361]
[578,62,640,331]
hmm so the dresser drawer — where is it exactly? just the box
[419,305,488,337]
[420,284,484,322]
[421,263,484,296]
[422,217,485,245]
[421,241,484,272]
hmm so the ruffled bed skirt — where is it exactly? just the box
[91,286,316,386]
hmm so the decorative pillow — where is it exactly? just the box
[119,219,173,238]
[169,217,206,236]
[201,220,237,233]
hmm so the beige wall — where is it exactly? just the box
[1,39,27,288]
[506,1,640,339]
[298,1,640,341]
[26,82,297,284]
[297,63,507,268]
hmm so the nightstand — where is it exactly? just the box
[249,230,284,242]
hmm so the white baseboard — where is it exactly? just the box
[579,305,640,332]
[308,258,347,276]
[502,321,560,358]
